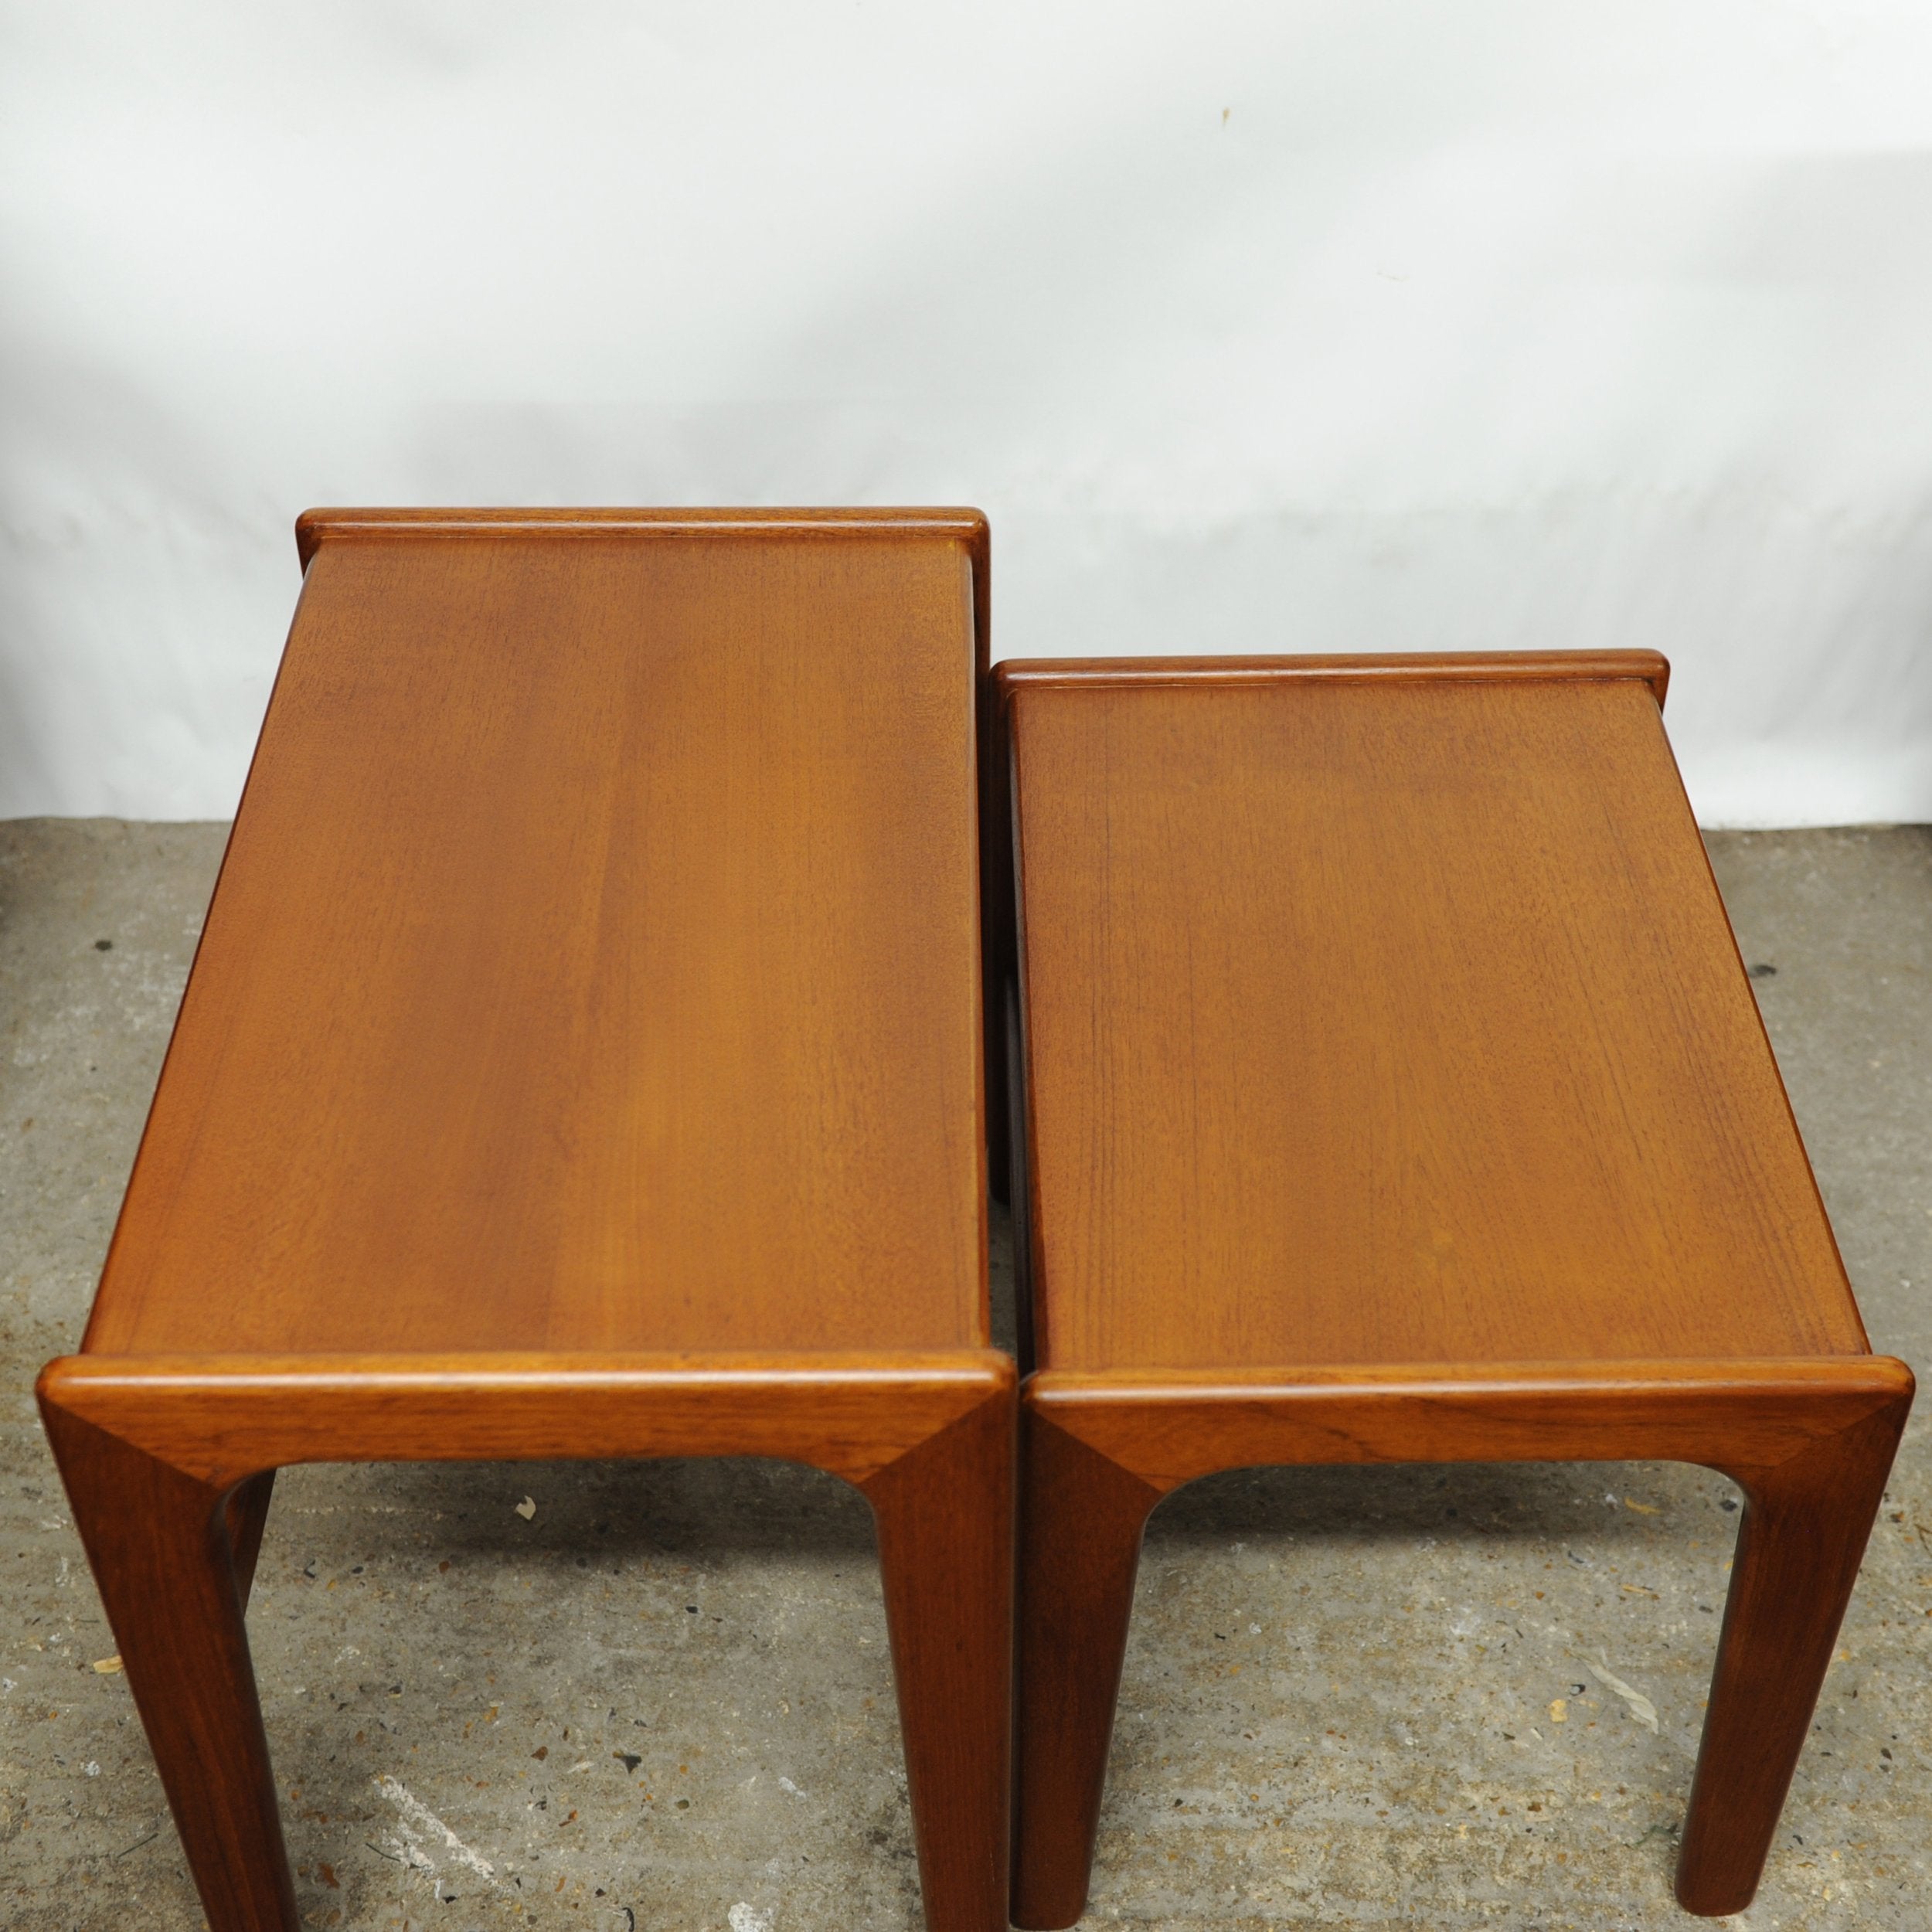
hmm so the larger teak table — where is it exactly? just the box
[38,509,1015,1932]
[998,650,1913,1923]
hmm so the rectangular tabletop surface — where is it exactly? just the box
[84,511,988,1358]
[1005,654,1870,1375]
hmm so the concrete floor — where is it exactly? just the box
[2,819,1928,1932]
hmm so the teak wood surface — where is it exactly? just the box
[38,509,1014,1932]
[998,651,1913,1924]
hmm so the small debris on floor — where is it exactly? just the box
[1586,1658,1659,1733]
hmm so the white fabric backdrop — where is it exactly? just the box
[5,1,1932,824]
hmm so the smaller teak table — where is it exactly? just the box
[38,509,1013,1932]
[997,650,1912,1923]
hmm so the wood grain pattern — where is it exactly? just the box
[40,1350,1014,1489]
[1003,655,1865,1371]
[1001,651,1910,1923]
[1026,1355,1911,1488]
[39,1358,1015,1932]
[90,512,988,1355]
[1674,1395,1905,1913]
[1012,1365,1908,1924]
[869,1389,1017,1932]
[42,1405,298,1932]
[1010,1403,1162,1929]
[43,509,1013,1932]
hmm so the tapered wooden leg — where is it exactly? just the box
[41,1405,297,1932]
[1012,1406,1162,1930]
[863,1388,1016,1932]
[1676,1398,1909,1916]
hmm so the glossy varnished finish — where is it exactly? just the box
[90,513,987,1355]
[1001,652,1912,1923]
[39,1351,1016,1932]
[1006,654,1862,1370]
[39,510,1013,1932]
[42,1351,1014,1490]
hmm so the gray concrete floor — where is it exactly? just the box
[2,820,1928,1932]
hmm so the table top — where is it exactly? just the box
[84,510,990,1358]
[1003,653,1871,1375]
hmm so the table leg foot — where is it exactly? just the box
[1012,1407,1162,1930]
[39,1401,295,1932]
[1676,1396,1909,1916]
[865,1386,1016,1932]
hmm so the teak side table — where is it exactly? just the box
[36,509,1015,1932]
[996,651,1913,1923]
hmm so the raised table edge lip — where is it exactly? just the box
[992,648,1670,704]
[1026,1355,1910,1398]
[294,505,992,570]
